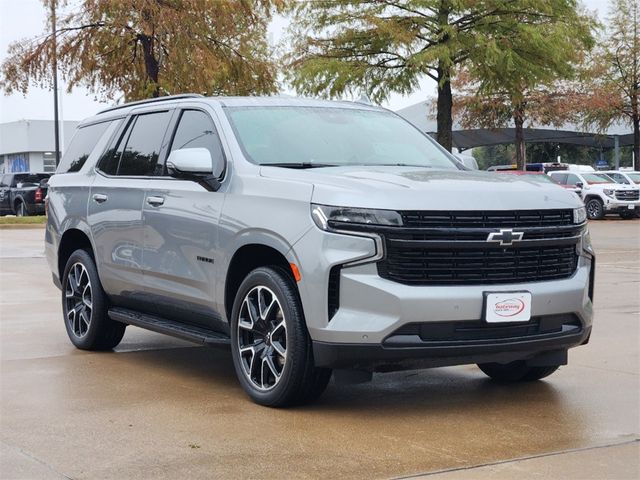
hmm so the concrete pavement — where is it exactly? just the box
[0,220,638,479]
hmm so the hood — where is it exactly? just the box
[259,166,583,211]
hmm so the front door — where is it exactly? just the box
[141,108,227,331]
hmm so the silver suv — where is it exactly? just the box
[46,95,594,406]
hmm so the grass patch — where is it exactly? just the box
[0,216,47,225]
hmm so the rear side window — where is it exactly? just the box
[57,121,113,173]
[117,111,172,176]
[170,110,225,177]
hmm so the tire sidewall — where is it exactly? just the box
[62,249,108,349]
[230,267,307,406]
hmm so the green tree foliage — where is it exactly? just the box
[453,5,594,169]
[285,0,594,152]
[581,0,639,164]
[1,0,284,100]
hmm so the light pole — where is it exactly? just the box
[51,0,60,166]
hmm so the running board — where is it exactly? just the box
[109,307,230,346]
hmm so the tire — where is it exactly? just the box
[585,198,604,220]
[62,249,126,350]
[15,201,28,217]
[230,266,332,407]
[478,361,559,382]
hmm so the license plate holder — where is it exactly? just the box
[483,291,532,323]
[628,205,635,210]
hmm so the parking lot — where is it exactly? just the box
[0,220,638,479]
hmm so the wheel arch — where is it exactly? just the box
[224,243,296,323]
[58,228,95,281]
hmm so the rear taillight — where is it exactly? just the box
[35,188,43,203]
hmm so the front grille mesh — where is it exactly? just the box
[401,209,573,228]
[615,190,640,201]
[375,209,580,286]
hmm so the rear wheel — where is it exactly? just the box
[478,361,559,382]
[585,198,604,220]
[15,201,28,217]
[62,249,126,350]
[230,266,331,407]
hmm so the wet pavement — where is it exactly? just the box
[0,220,638,479]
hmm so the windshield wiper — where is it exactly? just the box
[262,162,341,169]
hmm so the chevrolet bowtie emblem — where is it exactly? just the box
[486,228,524,246]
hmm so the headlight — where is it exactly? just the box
[573,206,587,224]
[311,204,402,231]
[603,189,615,198]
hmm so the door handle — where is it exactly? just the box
[146,196,165,207]
[92,193,108,204]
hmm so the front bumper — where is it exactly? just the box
[603,199,640,212]
[292,226,594,370]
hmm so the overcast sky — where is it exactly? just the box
[0,0,610,123]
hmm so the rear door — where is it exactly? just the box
[88,109,173,309]
[141,107,227,330]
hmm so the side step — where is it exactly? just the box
[109,307,230,347]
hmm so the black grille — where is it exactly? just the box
[368,209,582,286]
[328,266,341,320]
[401,209,574,228]
[615,190,639,201]
[378,244,578,285]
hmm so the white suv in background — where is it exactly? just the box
[601,170,640,186]
[549,171,640,220]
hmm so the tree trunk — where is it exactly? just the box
[435,1,453,152]
[138,34,160,98]
[633,113,639,170]
[513,105,526,170]
[436,68,453,152]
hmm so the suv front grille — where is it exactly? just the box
[401,209,573,228]
[615,190,639,201]
[371,209,581,286]
[377,244,578,285]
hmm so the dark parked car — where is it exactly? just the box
[0,173,50,216]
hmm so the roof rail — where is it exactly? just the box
[97,94,205,114]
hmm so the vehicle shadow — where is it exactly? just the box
[112,343,567,417]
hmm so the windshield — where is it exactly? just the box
[583,173,613,184]
[627,172,640,184]
[225,106,458,169]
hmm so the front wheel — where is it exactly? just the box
[230,266,331,407]
[478,361,559,382]
[619,210,637,220]
[62,249,126,350]
[585,198,605,220]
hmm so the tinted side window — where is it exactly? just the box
[551,173,567,185]
[565,174,580,186]
[170,110,225,177]
[57,121,113,173]
[118,111,172,176]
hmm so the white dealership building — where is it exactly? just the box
[0,120,79,174]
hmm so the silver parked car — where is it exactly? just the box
[46,95,594,407]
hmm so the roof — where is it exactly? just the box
[396,100,634,149]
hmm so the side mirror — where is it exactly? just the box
[166,148,213,175]
[166,148,221,191]
[575,182,584,189]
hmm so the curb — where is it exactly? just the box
[0,224,46,230]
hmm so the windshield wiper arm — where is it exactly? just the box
[262,162,341,169]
